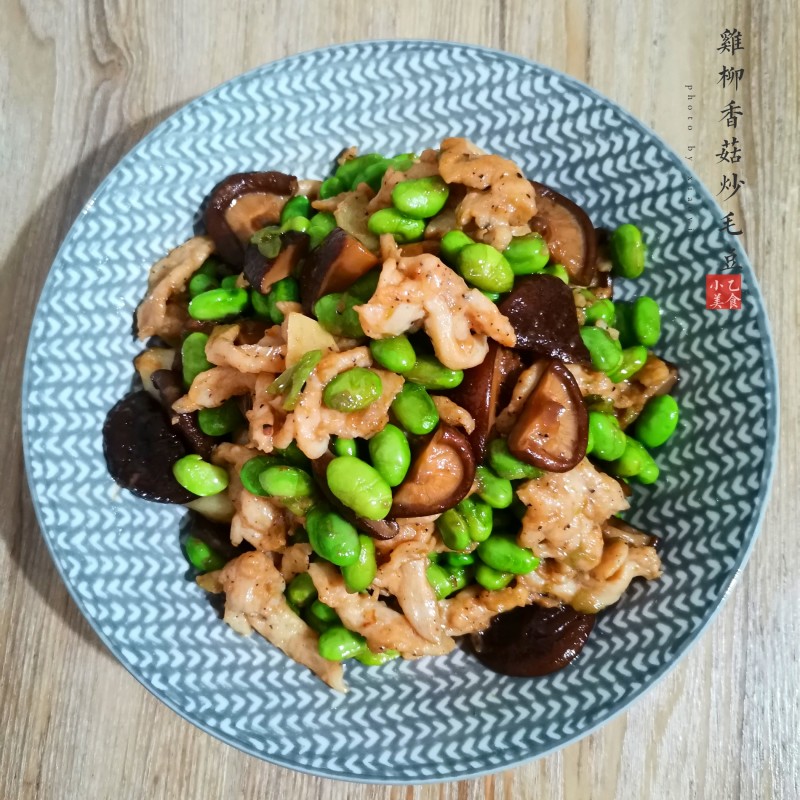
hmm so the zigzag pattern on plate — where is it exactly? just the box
[22,41,777,783]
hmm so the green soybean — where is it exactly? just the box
[285,572,317,608]
[307,212,337,249]
[341,534,377,592]
[250,289,272,321]
[612,301,636,348]
[368,424,411,487]
[475,466,514,508]
[370,335,416,373]
[314,292,364,338]
[456,496,493,542]
[476,534,539,575]
[184,536,227,572]
[306,507,360,566]
[332,437,358,457]
[188,272,219,298]
[391,383,439,435]
[607,345,648,383]
[610,223,646,279]
[181,332,212,388]
[391,176,450,219]
[188,287,249,320]
[250,225,282,258]
[326,456,393,519]
[444,552,475,567]
[543,263,570,283]
[403,354,463,390]
[322,368,383,412]
[586,412,627,461]
[367,208,425,243]
[580,326,623,373]
[239,455,281,496]
[347,269,381,302]
[584,298,616,326]
[487,439,543,481]
[631,296,662,347]
[503,233,549,275]
[280,195,311,225]
[220,275,239,290]
[440,230,474,264]
[305,599,341,635]
[475,563,514,591]
[197,399,243,437]
[318,626,367,661]
[319,176,345,199]
[482,290,501,302]
[173,454,229,497]
[259,465,315,499]
[273,441,310,467]
[457,243,514,293]
[609,436,660,484]
[263,277,300,325]
[354,648,399,666]
[335,153,386,188]
[426,562,471,599]
[351,159,390,192]
[280,215,310,234]
[436,508,472,551]
[196,256,222,279]
[633,395,680,448]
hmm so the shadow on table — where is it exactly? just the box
[4,103,184,658]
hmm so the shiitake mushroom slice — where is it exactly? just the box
[243,231,309,295]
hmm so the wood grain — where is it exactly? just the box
[1,1,797,797]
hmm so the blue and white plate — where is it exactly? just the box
[22,41,777,783]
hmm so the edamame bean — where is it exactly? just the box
[280,215,310,234]
[250,289,271,321]
[444,552,475,567]
[440,230,474,264]
[341,534,377,592]
[335,153,385,188]
[263,277,300,325]
[403,354,463,390]
[285,572,317,608]
[188,272,219,298]
[368,424,411,487]
[436,508,472,551]
[584,298,616,326]
[196,256,222,278]
[352,159,390,192]
[607,345,648,383]
[239,455,281,496]
[367,208,426,243]
[181,332,212,388]
[475,466,514,508]
[610,223,646,279]
[305,599,341,634]
[456,496,493,542]
[259,465,315,499]
[370,335,416,373]
[391,176,450,219]
[250,226,282,258]
[391,383,439,435]
[457,243,514,293]
[633,395,679,448]
[426,562,471,599]
[609,436,660,484]
[280,195,311,225]
[188,287,249,320]
[332,437,358,457]
[487,439,543,481]
[273,441,310,467]
[476,534,539,575]
[314,292,364,338]
[326,456,393,519]
[586,412,627,461]
[631,296,662,347]
[612,301,636,347]
[307,212,337,249]
[197,398,243,436]
[322,368,383,412]
[475,563,514,591]
[482,290,501,302]
[173,454,229,496]
[306,507,360,566]
[347,269,381,302]
[580,326,623,373]
[503,233,549,275]
[184,536,227,572]
[318,626,367,661]
[220,275,239,289]
[354,648,399,666]
[319,176,345,199]
[543,263,569,283]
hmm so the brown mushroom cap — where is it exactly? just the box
[446,341,523,461]
[530,181,597,286]
[300,228,380,314]
[243,231,310,295]
[507,360,588,472]
[497,275,591,364]
[470,603,595,677]
[389,424,476,518]
[602,518,659,548]
[205,172,298,266]
[103,390,194,504]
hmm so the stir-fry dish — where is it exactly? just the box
[104,138,680,691]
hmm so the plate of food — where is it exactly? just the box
[22,41,777,782]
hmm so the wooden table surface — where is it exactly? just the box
[2,1,797,798]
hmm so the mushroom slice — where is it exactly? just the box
[507,361,588,472]
[103,390,194,504]
[300,228,380,314]
[498,274,590,364]
[311,450,400,540]
[205,171,298,266]
[243,231,310,294]
[530,181,597,286]
[390,425,476,518]
[602,518,659,548]
[447,341,523,461]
